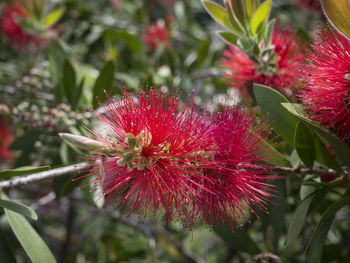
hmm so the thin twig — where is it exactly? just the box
[0,163,89,189]
[268,166,341,176]
[0,162,347,190]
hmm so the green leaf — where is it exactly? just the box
[93,61,115,109]
[62,59,77,106]
[202,0,240,33]
[0,229,17,263]
[254,84,299,145]
[0,199,38,220]
[313,134,342,172]
[227,0,247,25]
[42,7,65,27]
[263,19,274,47]
[217,31,239,46]
[250,0,271,35]
[0,166,50,179]
[281,103,350,168]
[290,149,301,169]
[258,140,290,166]
[244,0,258,19]
[47,40,65,86]
[48,40,66,102]
[1,193,56,263]
[295,121,315,168]
[306,197,350,263]
[321,0,350,40]
[285,192,316,247]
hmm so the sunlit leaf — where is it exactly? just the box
[202,0,241,33]
[217,31,239,46]
[250,0,271,35]
[321,0,350,40]
[42,7,65,27]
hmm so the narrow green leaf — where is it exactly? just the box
[250,0,271,35]
[1,193,56,263]
[62,59,77,106]
[244,0,257,19]
[202,0,240,33]
[93,61,115,109]
[47,40,65,86]
[42,7,65,27]
[313,134,342,172]
[0,199,38,220]
[321,0,350,40]
[47,40,66,102]
[254,84,299,145]
[281,103,350,168]
[263,20,274,47]
[295,121,315,169]
[306,197,350,263]
[0,166,50,179]
[217,31,239,46]
[290,150,301,169]
[228,0,247,25]
[258,140,290,166]
[0,229,17,263]
[286,192,316,246]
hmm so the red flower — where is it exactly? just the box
[192,108,274,227]
[1,3,29,49]
[143,20,170,50]
[86,89,218,221]
[1,3,54,50]
[300,28,350,140]
[0,117,14,162]
[80,89,273,227]
[221,26,304,97]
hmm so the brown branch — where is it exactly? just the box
[0,162,347,190]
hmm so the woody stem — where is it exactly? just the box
[0,162,347,190]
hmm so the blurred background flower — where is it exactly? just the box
[221,25,304,98]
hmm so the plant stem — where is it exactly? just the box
[0,163,89,189]
[0,162,347,190]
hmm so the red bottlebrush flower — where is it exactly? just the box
[1,3,54,50]
[0,117,14,162]
[85,89,218,222]
[72,89,274,227]
[143,20,170,50]
[1,3,29,49]
[300,27,350,140]
[192,108,274,227]
[221,26,304,97]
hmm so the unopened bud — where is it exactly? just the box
[59,133,112,153]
